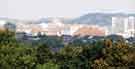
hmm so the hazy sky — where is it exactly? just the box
[0,0,135,20]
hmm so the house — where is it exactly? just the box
[73,26,106,36]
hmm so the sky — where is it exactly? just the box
[0,0,135,20]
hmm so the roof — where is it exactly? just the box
[73,26,105,36]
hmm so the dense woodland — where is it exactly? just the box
[0,30,135,69]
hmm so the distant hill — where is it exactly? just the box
[37,13,135,27]
[71,13,112,26]
[70,13,135,26]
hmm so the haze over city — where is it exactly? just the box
[0,0,135,68]
[0,0,135,20]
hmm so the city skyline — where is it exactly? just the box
[0,0,135,20]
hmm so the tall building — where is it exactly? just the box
[111,16,135,38]
[112,17,126,34]
[125,16,135,37]
[127,16,134,30]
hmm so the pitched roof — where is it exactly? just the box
[74,26,105,36]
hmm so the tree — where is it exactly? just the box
[36,62,59,69]
[36,44,52,64]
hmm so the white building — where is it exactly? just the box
[112,17,126,34]
[61,24,83,36]
[125,16,135,37]
[16,21,32,34]
[41,18,64,36]
[111,16,135,38]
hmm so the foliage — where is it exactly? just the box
[36,62,59,69]
[0,30,134,69]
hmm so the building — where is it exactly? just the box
[16,21,32,34]
[111,16,135,38]
[61,24,83,36]
[125,16,135,37]
[42,18,64,36]
[112,17,126,34]
[73,25,106,36]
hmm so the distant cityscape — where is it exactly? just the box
[0,13,135,38]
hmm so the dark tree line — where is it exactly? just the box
[0,30,135,69]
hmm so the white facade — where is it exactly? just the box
[112,17,126,34]
[42,18,64,36]
[16,21,32,33]
[61,24,83,35]
[125,16,135,37]
[111,16,135,38]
